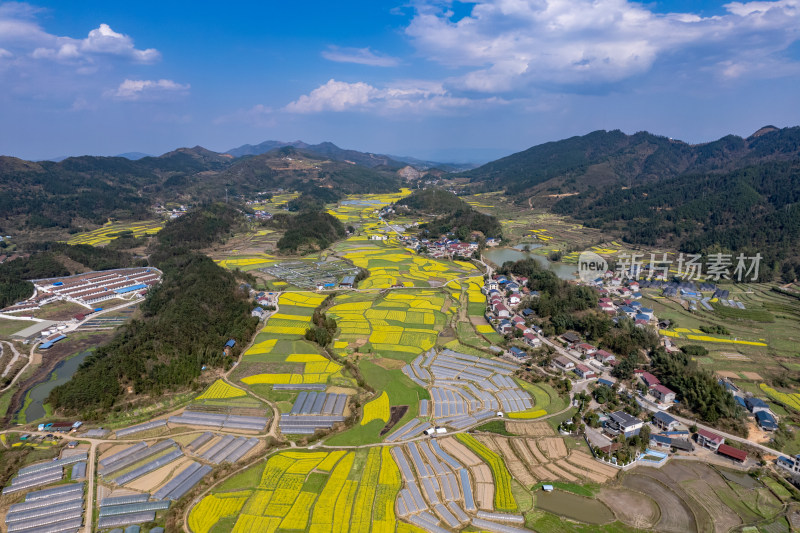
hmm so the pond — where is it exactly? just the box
[20,350,91,423]
[536,490,617,524]
[483,247,577,280]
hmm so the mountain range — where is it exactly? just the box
[3,126,800,278]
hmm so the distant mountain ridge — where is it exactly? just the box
[226,139,472,171]
[463,125,800,198]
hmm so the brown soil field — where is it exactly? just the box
[127,456,191,492]
[510,439,537,465]
[476,482,494,510]
[440,437,481,466]
[683,478,743,533]
[741,371,764,380]
[557,460,606,484]
[529,465,550,479]
[374,357,407,370]
[622,473,697,533]
[598,487,660,530]
[542,462,578,482]
[525,439,548,463]
[472,464,493,484]
[715,370,740,379]
[538,437,567,459]
[493,437,536,488]
[506,421,554,436]
[325,386,357,395]
[567,451,618,478]
[98,443,134,464]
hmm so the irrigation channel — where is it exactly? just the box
[17,350,91,422]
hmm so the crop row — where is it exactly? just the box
[456,433,518,512]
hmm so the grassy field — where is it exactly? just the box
[325,360,429,446]
[647,284,800,386]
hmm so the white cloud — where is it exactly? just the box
[108,79,189,101]
[284,78,503,114]
[405,0,800,91]
[28,23,159,64]
[321,46,400,67]
[0,5,160,66]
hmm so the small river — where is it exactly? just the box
[483,247,577,280]
[20,350,91,422]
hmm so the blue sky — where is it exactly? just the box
[1,0,799,162]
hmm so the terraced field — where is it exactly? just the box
[66,219,162,246]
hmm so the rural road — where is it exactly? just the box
[0,341,21,378]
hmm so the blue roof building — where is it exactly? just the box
[509,347,526,359]
[745,397,770,413]
[597,378,615,387]
[756,411,778,431]
[225,339,236,348]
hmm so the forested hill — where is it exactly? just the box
[462,126,800,198]
[553,161,800,281]
[48,204,259,417]
[396,188,503,240]
[0,145,401,235]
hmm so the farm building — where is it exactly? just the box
[650,434,672,449]
[508,347,527,360]
[339,275,356,288]
[560,331,581,345]
[745,397,772,415]
[756,411,779,431]
[10,320,58,341]
[717,444,747,464]
[696,429,724,451]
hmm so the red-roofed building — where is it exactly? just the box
[573,364,596,379]
[523,332,541,348]
[640,372,661,388]
[697,429,724,451]
[717,443,747,463]
[595,350,616,364]
[651,384,676,403]
[577,343,597,356]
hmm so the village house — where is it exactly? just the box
[553,356,575,372]
[560,331,581,346]
[651,384,677,404]
[573,364,596,379]
[594,350,616,365]
[696,429,724,451]
[523,332,541,348]
[577,343,597,356]
[652,411,680,432]
[604,411,643,437]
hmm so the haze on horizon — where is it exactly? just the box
[0,0,799,162]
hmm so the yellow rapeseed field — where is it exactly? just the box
[196,379,246,400]
[361,391,390,425]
